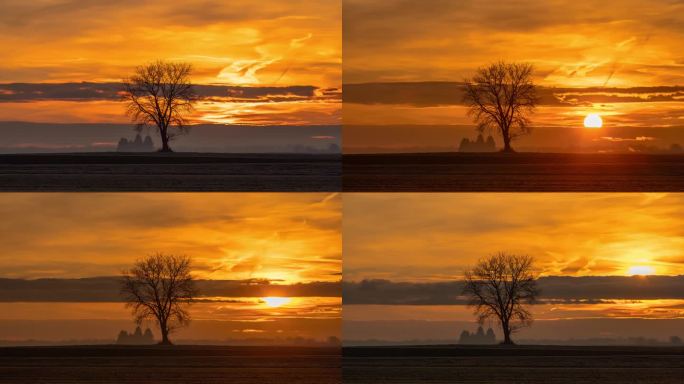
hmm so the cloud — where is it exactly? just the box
[343,279,463,305]
[217,59,282,85]
[343,82,684,107]
[0,82,323,103]
[0,277,341,302]
[343,276,684,305]
[599,136,655,143]
[290,33,313,49]
[0,83,341,126]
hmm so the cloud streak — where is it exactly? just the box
[0,277,341,302]
[343,276,684,305]
[344,82,684,107]
[0,82,331,103]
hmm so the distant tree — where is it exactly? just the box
[123,61,196,152]
[463,61,538,152]
[462,252,539,345]
[121,253,198,345]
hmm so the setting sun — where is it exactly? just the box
[628,266,655,276]
[263,297,291,308]
[583,113,603,128]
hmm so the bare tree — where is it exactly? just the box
[463,61,538,152]
[121,253,198,345]
[123,61,196,152]
[462,252,539,345]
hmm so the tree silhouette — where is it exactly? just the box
[121,253,198,345]
[463,61,538,152]
[123,61,196,152]
[462,252,539,345]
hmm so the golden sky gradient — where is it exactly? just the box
[343,0,684,152]
[344,193,684,280]
[0,193,341,282]
[344,0,683,86]
[0,0,341,126]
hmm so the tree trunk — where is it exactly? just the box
[159,126,173,152]
[159,136,172,152]
[502,331,514,345]
[159,327,172,345]
[501,322,514,345]
[501,135,514,153]
[159,319,172,345]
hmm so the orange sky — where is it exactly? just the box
[344,193,684,280]
[0,0,341,126]
[343,0,684,152]
[0,193,341,282]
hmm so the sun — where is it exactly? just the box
[583,113,603,128]
[628,266,655,276]
[262,297,291,308]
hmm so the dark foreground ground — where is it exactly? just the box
[344,345,684,384]
[343,153,684,191]
[0,153,341,191]
[0,345,340,384]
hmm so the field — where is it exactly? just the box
[344,345,684,383]
[0,345,340,384]
[343,152,684,191]
[0,153,341,191]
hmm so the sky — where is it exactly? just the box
[343,0,684,153]
[343,193,684,344]
[0,193,341,345]
[0,0,341,152]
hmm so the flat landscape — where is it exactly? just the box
[344,345,684,384]
[343,153,684,191]
[0,345,341,384]
[0,153,341,191]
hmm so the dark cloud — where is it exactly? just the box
[343,276,684,305]
[539,276,684,300]
[344,82,684,107]
[344,82,465,106]
[0,277,341,302]
[0,82,321,103]
[343,279,463,305]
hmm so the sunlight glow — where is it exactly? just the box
[262,297,291,308]
[628,266,655,276]
[583,113,603,128]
